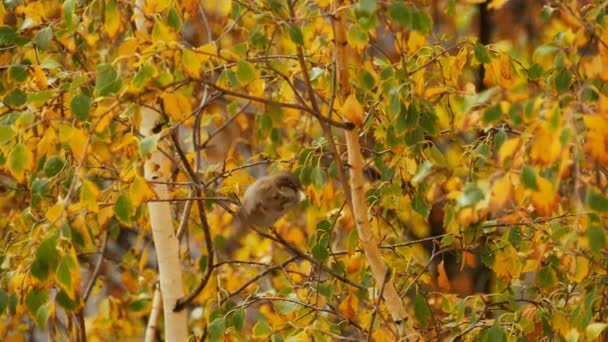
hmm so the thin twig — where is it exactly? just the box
[83,231,109,301]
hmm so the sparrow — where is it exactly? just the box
[236,171,303,229]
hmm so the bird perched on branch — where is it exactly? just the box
[225,171,303,254]
[235,171,303,229]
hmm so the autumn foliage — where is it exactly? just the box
[1,0,608,341]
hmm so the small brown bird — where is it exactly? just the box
[225,171,302,254]
[236,171,303,228]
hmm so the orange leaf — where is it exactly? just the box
[530,177,558,217]
[338,292,359,319]
[437,260,451,291]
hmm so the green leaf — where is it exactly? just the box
[208,317,226,341]
[474,43,491,64]
[388,94,400,118]
[528,63,543,80]
[55,289,77,311]
[32,178,49,196]
[457,183,485,207]
[0,288,8,314]
[232,308,245,331]
[198,255,208,272]
[8,143,31,180]
[139,134,160,156]
[537,266,556,287]
[554,68,571,94]
[420,111,438,135]
[236,60,256,84]
[35,304,49,329]
[319,284,333,299]
[167,7,181,29]
[357,0,376,14]
[114,194,133,224]
[0,26,17,45]
[494,129,507,151]
[63,0,76,28]
[413,185,431,217]
[31,258,50,281]
[411,7,433,34]
[129,299,149,312]
[404,127,423,147]
[132,65,156,90]
[56,255,73,292]
[521,166,539,191]
[35,27,54,51]
[480,322,507,342]
[95,63,121,96]
[287,25,304,45]
[25,288,48,317]
[9,65,28,82]
[389,1,411,28]
[587,225,606,256]
[44,156,65,177]
[29,90,52,104]
[253,320,272,337]
[413,293,431,327]
[483,104,502,123]
[274,298,298,315]
[311,243,329,262]
[71,94,91,121]
[587,190,608,212]
[0,125,16,143]
[4,88,27,107]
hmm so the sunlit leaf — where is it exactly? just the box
[7,143,34,182]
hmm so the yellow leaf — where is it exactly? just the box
[498,137,521,168]
[37,127,58,157]
[488,0,509,10]
[204,1,231,17]
[103,0,123,40]
[145,0,170,13]
[530,177,558,217]
[58,125,89,160]
[583,115,608,167]
[152,20,177,42]
[489,174,513,213]
[341,94,364,127]
[530,129,561,165]
[573,256,589,283]
[492,245,522,282]
[407,31,426,53]
[46,202,64,223]
[31,65,48,89]
[424,86,447,98]
[129,176,155,206]
[182,49,202,79]
[7,143,34,182]
[372,328,393,342]
[80,179,100,212]
[196,43,217,61]
[338,292,359,319]
[162,92,192,121]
